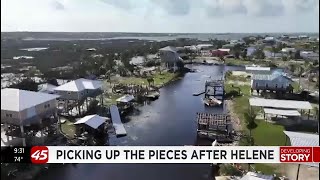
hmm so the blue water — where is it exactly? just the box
[36,65,244,180]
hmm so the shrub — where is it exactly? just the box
[219,164,243,176]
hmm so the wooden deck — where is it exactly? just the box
[196,113,233,143]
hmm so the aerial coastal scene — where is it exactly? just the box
[1,0,319,180]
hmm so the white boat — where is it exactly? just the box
[203,97,222,106]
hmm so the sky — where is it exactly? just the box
[1,0,319,33]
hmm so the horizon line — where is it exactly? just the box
[1,31,319,34]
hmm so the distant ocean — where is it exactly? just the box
[20,33,319,42]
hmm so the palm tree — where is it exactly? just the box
[314,107,319,133]
[288,64,296,74]
[297,66,305,90]
[244,111,258,145]
[271,46,277,58]
[303,62,312,90]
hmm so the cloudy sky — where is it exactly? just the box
[1,0,319,33]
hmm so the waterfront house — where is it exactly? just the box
[251,71,293,93]
[53,78,103,116]
[1,88,60,146]
[159,46,183,72]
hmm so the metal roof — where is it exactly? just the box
[263,108,301,116]
[249,98,313,110]
[284,131,319,167]
[252,74,275,80]
[240,172,273,180]
[1,88,60,112]
[38,83,57,93]
[54,78,102,92]
[245,66,271,71]
[284,131,319,146]
[74,115,107,129]
[159,46,177,52]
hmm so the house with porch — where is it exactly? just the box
[251,71,293,93]
[1,88,60,146]
[53,78,103,116]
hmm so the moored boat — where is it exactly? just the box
[202,97,222,106]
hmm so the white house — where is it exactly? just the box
[1,88,60,146]
[251,71,293,92]
[54,78,102,101]
[281,47,296,54]
[264,37,275,42]
[53,78,103,115]
[196,44,213,50]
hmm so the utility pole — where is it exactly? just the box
[296,164,301,180]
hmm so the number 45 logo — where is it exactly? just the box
[30,146,49,164]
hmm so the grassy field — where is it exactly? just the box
[225,77,287,175]
[224,58,272,67]
[224,58,254,66]
[60,119,76,138]
[117,71,178,86]
[252,120,286,146]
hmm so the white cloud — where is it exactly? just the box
[1,0,319,32]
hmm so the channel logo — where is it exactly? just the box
[30,146,49,164]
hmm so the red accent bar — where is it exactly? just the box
[313,147,320,162]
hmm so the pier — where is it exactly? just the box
[110,105,127,136]
[196,113,232,143]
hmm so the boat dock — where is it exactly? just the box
[110,105,127,136]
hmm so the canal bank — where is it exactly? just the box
[36,65,244,180]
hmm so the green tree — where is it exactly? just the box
[9,78,38,91]
[282,56,288,61]
[241,49,247,59]
[254,48,265,59]
[234,51,240,59]
[244,111,257,145]
[288,64,296,74]
[271,46,279,58]
[294,50,301,59]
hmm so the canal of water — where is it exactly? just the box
[36,65,244,180]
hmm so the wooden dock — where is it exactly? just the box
[196,113,233,143]
[110,105,127,136]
